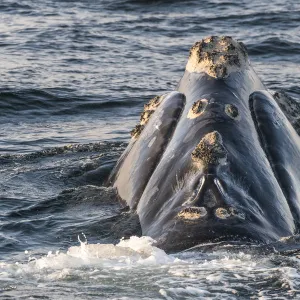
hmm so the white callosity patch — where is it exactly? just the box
[178,206,207,220]
[186,36,249,78]
[225,104,241,120]
[192,131,227,166]
[131,94,167,139]
[215,207,231,219]
[187,99,208,119]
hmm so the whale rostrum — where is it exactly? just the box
[108,36,300,251]
[186,36,249,78]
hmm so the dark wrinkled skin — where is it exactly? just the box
[108,37,300,252]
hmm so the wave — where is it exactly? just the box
[0,141,126,162]
[0,2,32,12]
[0,88,141,117]
[247,37,300,57]
[1,185,141,254]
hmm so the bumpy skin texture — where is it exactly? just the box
[109,36,300,251]
[191,131,227,166]
[109,92,185,209]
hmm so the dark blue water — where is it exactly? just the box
[1,0,300,298]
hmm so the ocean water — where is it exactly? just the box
[0,0,300,298]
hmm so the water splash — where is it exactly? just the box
[1,237,300,298]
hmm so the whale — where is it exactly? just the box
[108,36,300,251]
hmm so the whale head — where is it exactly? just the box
[109,36,299,251]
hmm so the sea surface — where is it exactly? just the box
[0,0,300,299]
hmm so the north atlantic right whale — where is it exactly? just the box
[108,36,300,251]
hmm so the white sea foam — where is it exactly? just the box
[0,236,177,280]
[67,235,176,265]
[1,237,300,299]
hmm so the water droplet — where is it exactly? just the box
[78,232,88,245]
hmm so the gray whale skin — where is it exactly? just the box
[108,36,300,251]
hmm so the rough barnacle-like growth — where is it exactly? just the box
[191,131,227,166]
[178,207,207,220]
[144,95,161,111]
[187,99,208,119]
[214,207,245,220]
[225,104,240,120]
[274,91,300,135]
[186,36,249,78]
[130,124,144,138]
[140,110,155,125]
[215,207,230,219]
[131,95,164,139]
